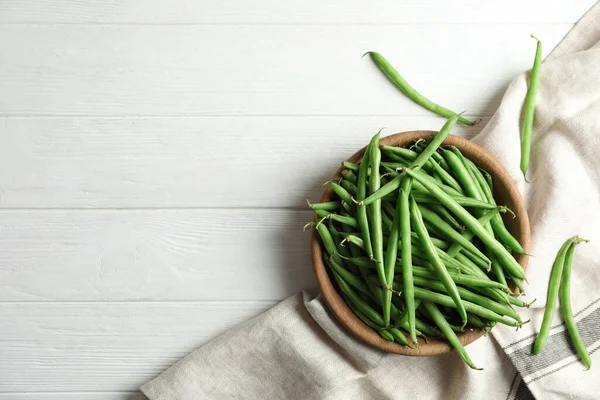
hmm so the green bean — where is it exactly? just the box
[366,52,479,126]
[466,159,526,255]
[422,301,481,369]
[346,297,395,342]
[328,257,371,296]
[381,208,393,232]
[307,200,341,211]
[403,168,526,280]
[314,210,358,228]
[399,181,417,344]
[343,161,359,171]
[340,179,357,197]
[560,238,591,368]
[409,195,467,326]
[413,287,521,327]
[383,185,402,328]
[532,237,578,354]
[329,182,354,204]
[521,35,542,181]
[367,133,389,324]
[341,169,358,184]
[418,205,490,266]
[328,221,359,275]
[490,252,508,288]
[412,191,499,210]
[406,277,520,321]
[357,141,374,259]
[428,203,463,232]
[341,200,353,215]
[446,208,500,258]
[430,159,464,194]
[314,222,344,265]
[329,265,385,326]
[362,116,458,206]
[388,327,410,346]
[402,266,506,290]
[443,149,482,201]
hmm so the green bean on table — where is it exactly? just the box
[365,52,479,126]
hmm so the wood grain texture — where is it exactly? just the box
[0,302,275,391]
[312,131,530,355]
[0,116,486,208]
[0,25,569,117]
[0,209,315,301]
[0,393,146,400]
[0,0,593,24]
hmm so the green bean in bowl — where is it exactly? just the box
[308,121,531,368]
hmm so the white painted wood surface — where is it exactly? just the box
[0,1,594,398]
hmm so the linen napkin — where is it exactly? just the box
[142,3,600,399]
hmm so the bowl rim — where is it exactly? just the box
[310,130,531,356]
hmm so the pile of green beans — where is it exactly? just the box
[533,236,591,369]
[309,118,531,369]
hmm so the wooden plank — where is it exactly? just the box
[0,0,593,24]
[0,393,146,400]
[0,116,486,208]
[0,24,569,117]
[0,209,315,301]
[0,301,276,392]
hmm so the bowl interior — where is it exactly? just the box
[311,130,531,356]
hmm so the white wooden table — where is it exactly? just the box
[0,1,594,398]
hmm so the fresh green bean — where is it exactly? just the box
[367,133,389,324]
[418,204,489,265]
[412,191,499,210]
[343,161,359,171]
[388,327,410,346]
[314,210,358,228]
[400,266,506,290]
[383,184,402,328]
[445,208,501,258]
[366,52,479,126]
[560,238,591,368]
[341,169,358,184]
[329,265,385,326]
[357,141,374,259]
[466,159,526,255]
[409,195,467,326]
[413,287,521,327]
[340,179,357,197]
[399,182,417,344]
[428,203,463,232]
[532,237,578,354]
[521,35,542,181]
[467,313,487,329]
[406,277,520,321]
[403,168,526,280]
[329,182,354,204]
[422,301,482,369]
[489,252,508,289]
[308,200,341,211]
[362,116,458,206]
[443,149,482,201]
[329,221,360,275]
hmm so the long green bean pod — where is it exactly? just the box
[422,301,482,370]
[366,52,479,126]
[559,238,591,369]
[521,35,542,181]
[532,237,577,354]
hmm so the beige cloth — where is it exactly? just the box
[142,3,600,399]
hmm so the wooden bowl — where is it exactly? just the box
[311,130,531,356]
